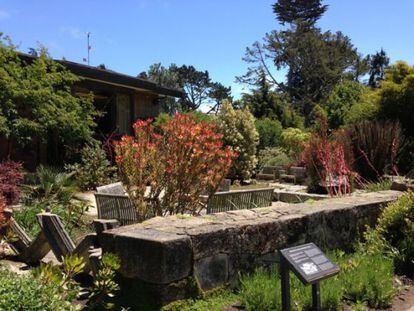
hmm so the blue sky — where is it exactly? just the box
[1,0,413,98]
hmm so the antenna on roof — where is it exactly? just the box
[83,32,91,65]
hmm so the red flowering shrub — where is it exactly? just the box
[115,113,235,221]
[302,117,353,196]
[0,161,24,205]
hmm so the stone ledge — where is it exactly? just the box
[101,190,402,305]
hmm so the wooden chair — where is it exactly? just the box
[7,217,51,264]
[280,166,307,184]
[206,188,274,214]
[96,182,125,195]
[94,193,137,226]
[257,166,277,181]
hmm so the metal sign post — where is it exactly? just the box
[279,243,340,311]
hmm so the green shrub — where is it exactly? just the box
[375,191,414,275]
[362,178,392,192]
[239,251,395,311]
[239,266,341,311]
[0,269,79,310]
[217,100,259,181]
[258,147,291,169]
[338,252,396,308]
[163,288,237,311]
[280,127,310,160]
[66,142,117,191]
[255,118,283,150]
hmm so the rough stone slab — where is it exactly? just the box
[101,227,192,284]
[274,190,328,203]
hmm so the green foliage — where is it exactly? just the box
[368,49,389,88]
[88,253,121,310]
[362,178,392,192]
[344,90,380,125]
[258,147,291,168]
[280,127,310,160]
[66,142,117,191]
[217,100,259,180]
[345,120,401,181]
[339,252,396,309]
[324,80,366,129]
[238,73,303,128]
[154,111,213,130]
[239,251,395,310]
[0,34,97,161]
[375,61,414,172]
[16,165,90,239]
[0,269,80,311]
[375,191,414,275]
[272,0,328,26]
[162,288,238,311]
[238,21,364,123]
[255,118,283,150]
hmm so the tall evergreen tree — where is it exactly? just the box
[272,0,328,25]
[368,49,390,88]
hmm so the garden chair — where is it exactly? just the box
[280,166,307,184]
[94,193,137,226]
[37,213,98,270]
[7,217,51,264]
[96,182,126,195]
[206,188,274,214]
[257,166,284,181]
[95,182,138,226]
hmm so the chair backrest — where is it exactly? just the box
[37,213,75,260]
[261,166,277,174]
[207,188,274,214]
[289,166,307,179]
[96,182,125,195]
[217,179,231,192]
[94,193,138,226]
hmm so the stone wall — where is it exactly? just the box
[100,191,402,306]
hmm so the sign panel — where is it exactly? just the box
[279,243,340,284]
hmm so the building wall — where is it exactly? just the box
[133,92,161,121]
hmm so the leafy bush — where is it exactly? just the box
[115,114,235,221]
[217,100,259,180]
[362,178,392,192]
[339,252,396,308]
[0,35,97,163]
[0,160,24,205]
[375,191,414,275]
[88,253,121,310]
[258,147,291,169]
[346,120,401,181]
[324,80,366,129]
[163,289,237,311]
[255,118,283,150]
[280,127,310,160]
[239,251,395,311]
[18,166,89,239]
[66,142,117,191]
[239,265,341,311]
[0,269,79,310]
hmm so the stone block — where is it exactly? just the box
[101,227,192,284]
[194,253,229,290]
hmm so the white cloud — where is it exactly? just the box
[60,26,85,40]
[0,10,10,20]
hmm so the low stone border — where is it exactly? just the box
[101,190,402,306]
